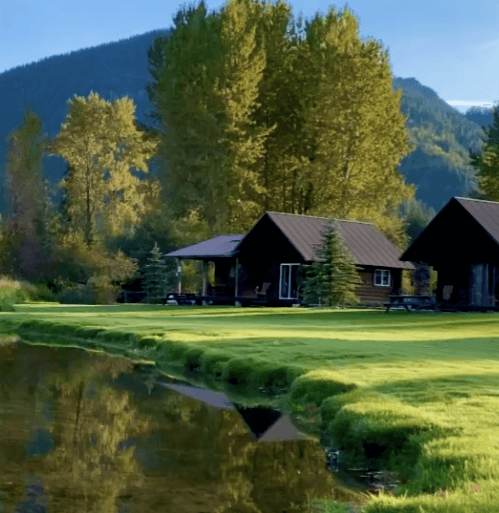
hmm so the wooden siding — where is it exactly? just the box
[358,266,403,305]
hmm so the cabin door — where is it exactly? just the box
[469,264,491,306]
[279,264,300,300]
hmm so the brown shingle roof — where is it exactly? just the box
[165,212,414,269]
[454,197,499,244]
[166,235,244,259]
[265,212,414,269]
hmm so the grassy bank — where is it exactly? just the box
[1,304,499,512]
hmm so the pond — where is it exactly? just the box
[0,340,370,513]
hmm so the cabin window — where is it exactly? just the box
[374,269,391,287]
[279,264,300,299]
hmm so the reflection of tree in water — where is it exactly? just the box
[128,396,352,513]
[14,476,49,513]
[0,343,365,513]
[0,343,154,513]
[0,343,59,510]
[213,410,361,513]
[41,352,153,513]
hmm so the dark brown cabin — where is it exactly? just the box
[400,197,499,310]
[166,212,414,306]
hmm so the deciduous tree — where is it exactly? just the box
[305,8,414,226]
[52,92,158,245]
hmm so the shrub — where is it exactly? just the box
[86,275,120,304]
[55,284,95,304]
[0,300,15,312]
[156,339,189,362]
[31,283,56,302]
[77,327,105,339]
[0,275,36,303]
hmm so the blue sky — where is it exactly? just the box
[1,0,498,113]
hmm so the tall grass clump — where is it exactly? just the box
[200,350,232,383]
[0,275,37,308]
[250,362,303,393]
[290,370,358,407]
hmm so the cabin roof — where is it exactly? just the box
[165,212,414,269]
[260,212,414,269]
[166,234,244,259]
[400,197,499,263]
[454,197,499,245]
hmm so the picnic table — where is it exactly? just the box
[385,295,441,313]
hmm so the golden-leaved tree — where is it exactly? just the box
[148,1,414,247]
[50,92,160,301]
[303,7,414,247]
[52,92,159,244]
[148,0,269,235]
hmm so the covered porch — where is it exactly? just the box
[165,235,302,306]
[433,261,499,311]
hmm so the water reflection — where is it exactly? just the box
[0,342,363,513]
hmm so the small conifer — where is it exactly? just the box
[301,220,361,307]
[143,242,168,303]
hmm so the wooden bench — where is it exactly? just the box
[385,295,441,313]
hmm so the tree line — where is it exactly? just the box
[148,0,415,244]
[2,0,497,304]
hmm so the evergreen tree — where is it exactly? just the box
[399,198,436,243]
[143,242,168,303]
[470,106,499,200]
[5,109,53,280]
[301,220,361,307]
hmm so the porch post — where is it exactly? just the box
[202,260,208,296]
[493,265,497,305]
[176,259,182,295]
[235,257,239,297]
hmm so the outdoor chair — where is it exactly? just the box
[256,282,271,298]
[442,285,454,302]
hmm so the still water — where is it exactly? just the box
[0,341,363,513]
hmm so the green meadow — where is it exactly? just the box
[2,303,499,512]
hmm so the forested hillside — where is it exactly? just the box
[0,29,494,214]
[393,77,489,209]
[0,29,169,212]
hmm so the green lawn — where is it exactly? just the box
[2,304,499,512]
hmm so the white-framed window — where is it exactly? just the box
[279,264,300,299]
[374,269,391,287]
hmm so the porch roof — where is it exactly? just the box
[165,234,244,259]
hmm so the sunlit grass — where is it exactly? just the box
[2,304,499,511]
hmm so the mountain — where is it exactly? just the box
[464,106,496,130]
[392,77,492,210]
[0,35,494,215]
[0,29,169,212]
